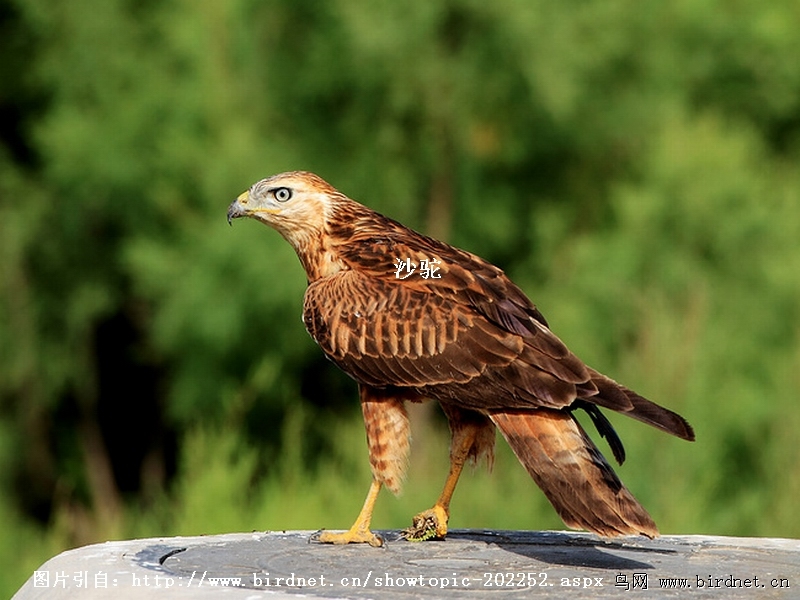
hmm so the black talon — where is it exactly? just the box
[308,529,325,544]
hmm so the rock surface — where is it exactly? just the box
[13,529,800,598]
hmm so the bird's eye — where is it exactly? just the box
[273,187,292,203]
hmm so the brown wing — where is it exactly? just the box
[303,227,591,411]
[304,217,694,441]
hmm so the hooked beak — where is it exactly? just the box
[226,191,249,225]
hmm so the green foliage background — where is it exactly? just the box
[1,0,799,594]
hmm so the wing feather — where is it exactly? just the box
[303,256,585,410]
[302,220,692,442]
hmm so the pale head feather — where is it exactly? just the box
[228,171,351,281]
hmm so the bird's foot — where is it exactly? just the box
[401,505,449,541]
[310,527,384,547]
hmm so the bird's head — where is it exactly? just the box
[228,171,357,280]
[227,171,343,248]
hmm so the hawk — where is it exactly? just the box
[227,171,694,546]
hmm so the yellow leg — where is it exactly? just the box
[313,479,384,547]
[403,425,477,541]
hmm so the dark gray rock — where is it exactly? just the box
[14,530,800,598]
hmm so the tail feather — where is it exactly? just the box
[588,369,695,442]
[490,409,659,538]
[574,400,626,465]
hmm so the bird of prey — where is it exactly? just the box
[227,171,694,546]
